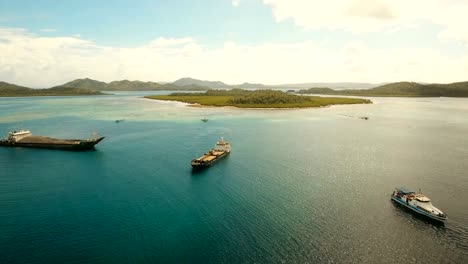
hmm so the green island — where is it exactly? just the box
[297,81,468,97]
[145,89,371,108]
[0,82,104,97]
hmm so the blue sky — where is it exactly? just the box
[0,0,455,50]
[0,0,296,47]
[1,0,467,87]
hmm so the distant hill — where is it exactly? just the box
[297,81,468,97]
[0,81,31,92]
[232,82,267,89]
[60,78,107,90]
[171,77,377,90]
[171,78,269,89]
[172,77,229,88]
[59,78,209,91]
[107,80,159,90]
[273,82,378,90]
[39,77,382,91]
[4,78,468,97]
[0,82,103,97]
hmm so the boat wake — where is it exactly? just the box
[446,220,468,252]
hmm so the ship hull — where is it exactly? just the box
[0,137,104,151]
[191,151,229,169]
[391,196,447,223]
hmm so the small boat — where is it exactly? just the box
[391,187,447,222]
[201,118,209,122]
[115,119,125,123]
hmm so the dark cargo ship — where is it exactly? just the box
[0,130,104,151]
[191,138,231,168]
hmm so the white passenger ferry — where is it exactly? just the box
[391,187,447,222]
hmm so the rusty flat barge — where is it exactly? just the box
[0,130,104,151]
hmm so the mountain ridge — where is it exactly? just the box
[58,77,272,90]
[3,78,468,97]
[297,81,468,97]
[59,78,208,91]
[0,81,103,97]
[169,78,376,89]
[1,77,388,91]
[172,77,229,88]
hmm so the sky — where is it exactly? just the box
[0,0,468,87]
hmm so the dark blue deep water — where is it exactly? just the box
[1,93,468,263]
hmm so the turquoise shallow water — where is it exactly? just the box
[1,93,468,263]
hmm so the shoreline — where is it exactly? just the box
[187,102,334,110]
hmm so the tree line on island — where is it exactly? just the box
[171,89,314,104]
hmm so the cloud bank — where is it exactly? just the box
[0,27,467,87]
[263,0,468,43]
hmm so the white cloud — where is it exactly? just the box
[262,0,468,42]
[232,0,240,7]
[0,27,467,87]
[40,28,56,32]
[144,37,195,48]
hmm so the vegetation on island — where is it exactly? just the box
[297,81,468,97]
[145,89,372,108]
[0,82,104,97]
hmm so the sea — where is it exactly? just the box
[1,92,468,263]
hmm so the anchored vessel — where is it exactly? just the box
[391,187,447,222]
[191,138,230,168]
[0,130,105,151]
